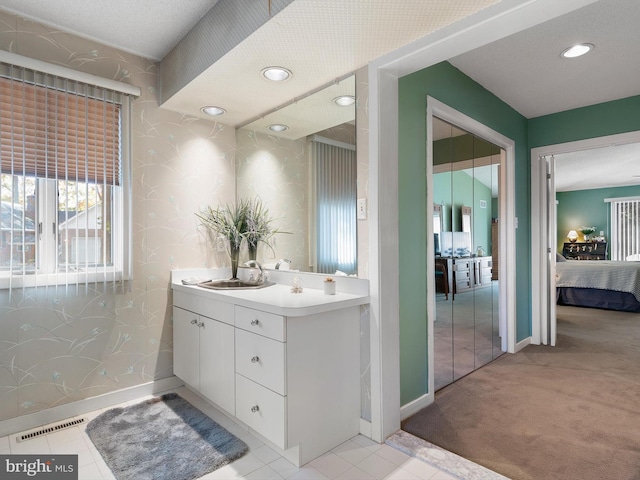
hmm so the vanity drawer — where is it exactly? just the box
[236,374,286,449]
[236,329,286,395]
[235,306,286,341]
[453,259,471,272]
[174,290,234,325]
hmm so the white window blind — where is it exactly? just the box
[313,138,357,275]
[607,196,640,261]
[0,63,132,290]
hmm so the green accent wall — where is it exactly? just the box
[434,171,492,253]
[398,61,529,406]
[529,95,640,147]
[556,185,640,254]
[398,62,640,409]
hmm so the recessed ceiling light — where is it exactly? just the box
[201,106,226,116]
[333,95,355,107]
[268,124,289,132]
[262,67,292,82]
[561,43,594,58]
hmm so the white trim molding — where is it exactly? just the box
[0,377,183,438]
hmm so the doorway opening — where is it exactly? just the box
[531,130,640,345]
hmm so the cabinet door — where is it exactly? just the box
[199,316,236,415]
[173,307,200,390]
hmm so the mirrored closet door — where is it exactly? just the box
[432,116,503,391]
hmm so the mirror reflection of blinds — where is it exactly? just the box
[314,138,357,275]
[606,196,640,261]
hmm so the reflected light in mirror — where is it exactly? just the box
[239,75,354,141]
[334,95,355,106]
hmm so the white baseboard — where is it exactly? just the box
[400,392,433,421]
[359,418,372,438]
[515,336,531,353]
[0,376,184,438]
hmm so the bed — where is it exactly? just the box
[555,259,640,312]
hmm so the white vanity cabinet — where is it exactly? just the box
[171,284,363,467]
[173,291,235,415]
[233,304,360,466]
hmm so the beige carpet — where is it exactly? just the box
[402,305,640,480]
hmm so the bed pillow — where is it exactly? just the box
[556,252,567,262]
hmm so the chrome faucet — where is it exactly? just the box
[244,260,264,282]
[275,258,291,270]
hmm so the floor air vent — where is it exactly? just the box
[16,417,86,443]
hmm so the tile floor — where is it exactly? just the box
[0,387,461,480]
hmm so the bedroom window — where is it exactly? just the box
[0,63,132,288]
[608,196,640,261]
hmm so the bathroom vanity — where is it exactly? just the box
[171,270,369,467]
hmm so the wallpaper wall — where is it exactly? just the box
[0,11,235,423]
[0,11,373,425]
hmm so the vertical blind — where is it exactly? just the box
[608,197,640,261]
[0,62,127,290]
[314,139,357,275]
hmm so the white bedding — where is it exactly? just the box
[555,260,640,301]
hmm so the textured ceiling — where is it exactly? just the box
[449,0,640,119]
[0,0,218,61]
[555,142,640,192]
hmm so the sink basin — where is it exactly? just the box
[197,279,275,290]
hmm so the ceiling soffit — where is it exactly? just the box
[159,0,500,127]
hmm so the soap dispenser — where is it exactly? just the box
[476,246,485,257]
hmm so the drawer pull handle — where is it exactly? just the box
[251,405,260,413]
[190,319,198,325]
[251,356,260,363]
[198,322,205,328]
[250,319,260,326]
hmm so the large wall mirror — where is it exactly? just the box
[235,75,357,274]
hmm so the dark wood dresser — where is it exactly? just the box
[562,242,608,260]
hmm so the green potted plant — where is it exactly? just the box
[196,197,289,278]
[196,200,249,279]
[579,226,597,242]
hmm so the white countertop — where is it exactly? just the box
[171,269,369,317]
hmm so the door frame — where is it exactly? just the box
[426,97,517,404]
[531,130,640,345]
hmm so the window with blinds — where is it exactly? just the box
[608,196,640,261]
[313,138,357,275]
[0,63,131,288]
